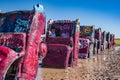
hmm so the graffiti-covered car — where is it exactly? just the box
[110,34,115,49]
[106,32,115,50]
[0,4,46,80]
[79,38,89,58]
[94,28,101,54]
[79,26,95,58]
[106,32,111,49]
[101,31,107,51]
[43,19,80,68]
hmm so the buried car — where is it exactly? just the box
[79,26,95,58]
[42,19,80,68]
[78,38,89,58]
[94,28,102,54]
[0,4,46,80]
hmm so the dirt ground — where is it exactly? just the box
[36,47,120,80]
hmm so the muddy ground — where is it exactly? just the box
[36,47,120,80]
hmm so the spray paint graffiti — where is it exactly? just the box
[0,11,33,32]
[14,18,28,32]
[53,23,72,31]
[80,40,88,49]
[79,38,89,58]
[80,26,95,58]
[0,34,24,52]
[49,22,74,37]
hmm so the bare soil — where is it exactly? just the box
[36,48,120,80]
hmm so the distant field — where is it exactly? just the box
[115,39,120,45]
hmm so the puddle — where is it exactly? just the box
[115,46,120,51]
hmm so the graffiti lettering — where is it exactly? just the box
[14,19,28,32]
[0,34,24,52]
[0,37,23,47]
[53,23,72,31]
[83,27,91,34]
[80,40,88,49]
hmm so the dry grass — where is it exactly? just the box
[115,39,120,45]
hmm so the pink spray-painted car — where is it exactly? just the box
[43,19,80,68]
[110,34,115,49]
[95,28,102,54]
[79,26,95,58]
[0,4,46,80]
[79,38,89,58]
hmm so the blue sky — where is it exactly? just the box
[0,0,120,38]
